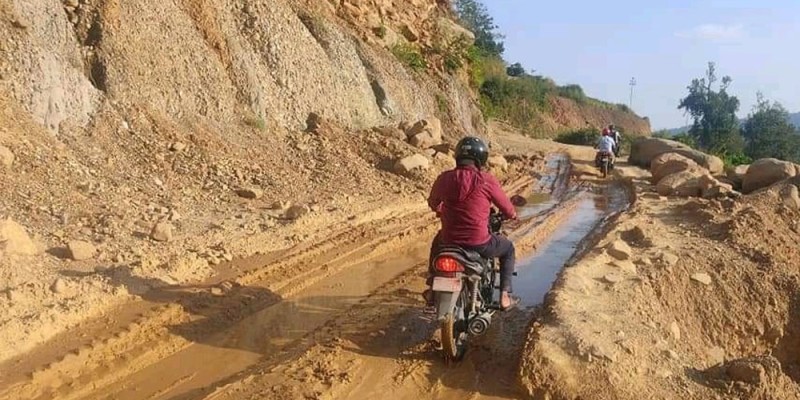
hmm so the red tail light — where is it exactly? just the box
[435,257,465,273]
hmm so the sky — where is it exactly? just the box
[484,0,800,130]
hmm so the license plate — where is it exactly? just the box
[432,277,462,292]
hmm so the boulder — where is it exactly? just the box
[150,222,174,242]
[699,174,733,199]
[0,145,14,168]
[742,158,797,193]
[409,132,438,149]
[374,126,406,141]
[650,153,699,184]
[0,218,37,256]
[285,204,310,220]
[656,169,706,197]
[67,240,96,261]
[487,155,509,172]
[726,164,749,189]
[781,185,800,211]
[393,154,430,175]
[405,118,443,143]
[630,137,723,174]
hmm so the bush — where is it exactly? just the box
[556,84,587,103]
[391,43,427,71]
[554,128,600,146]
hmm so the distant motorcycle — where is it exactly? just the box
[596,151,614,178]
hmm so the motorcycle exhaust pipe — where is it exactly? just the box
[467,312,494,336]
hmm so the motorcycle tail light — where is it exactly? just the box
[435,256,465,273]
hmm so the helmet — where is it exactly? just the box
[609,124,615,130]
[602,128,609,136]
[454,136,489,167]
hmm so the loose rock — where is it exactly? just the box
[669,321,681,341]
[393,154,430,175]
[151,222,174,242]
[0,145,14,168]
[0,218,37,256]
[691,272,713,286]
[743,158,797,193]
[236,187,263,200]
[285,204,310,220]
[51,278,68,294]
[170,142,187,152]
[67,240,96,261]
[607,240,632,260]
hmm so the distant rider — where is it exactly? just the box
[424,137,519,310]
[595,130,616,166]
[608,124,622,156]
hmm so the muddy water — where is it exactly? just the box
[515,184,629,306]
[101,243,429,400]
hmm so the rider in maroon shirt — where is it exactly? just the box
[425,137,518,310]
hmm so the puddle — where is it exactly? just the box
[515,185,628,306]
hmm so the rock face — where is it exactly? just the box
[650,153,699,184]
[630,138,723,174]
[656,170,707,197]
[487,155,509,172]
[0,218,37,256]
[742,158,798,193]
[393,154,430,175]
[67,240,96,261]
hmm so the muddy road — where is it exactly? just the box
[0,155,629,400]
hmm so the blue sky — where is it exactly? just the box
[485,0,800,129]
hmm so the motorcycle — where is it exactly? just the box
[596,151,614,178]
[429,208,514,362]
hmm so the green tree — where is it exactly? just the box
[506,62,525,77]
[678,62,743,155]
[453,0,505,56]
[742,94,800,162]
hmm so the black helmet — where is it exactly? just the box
[454,136,489,167]
[609,124,615,130]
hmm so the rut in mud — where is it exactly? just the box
[0,154,630,400]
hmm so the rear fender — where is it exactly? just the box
[435,291,461,321]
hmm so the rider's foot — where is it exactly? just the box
[500,291,519,310]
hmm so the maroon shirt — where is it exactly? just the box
[427,165,517,246]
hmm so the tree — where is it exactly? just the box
[678,62,743,156]
[453,0,505,56]
[506,62,525,77]
[742,94,800,163]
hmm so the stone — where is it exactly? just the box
[436,17,475,45]
[405,118,443,143]
[409,132,438,149]
[656,169,706,197]
[669,321,681,341]
[0,218,37,256]
[630,137,723,174]
[487,155,509,172]
[401,24,419,42]
[374,126,406,141]
[742,158,797,193]
[661,252,679,266]
[170,142,187,152]
[0,145,14,168]
[726,360,766,384]
[285,204,310,220]
[393,154,430,175]
[691,272,712,286]
[67,240,96,261]
[726,164,749,189]
[168,210,182,221]
[781,185,800,211]
[603,273,624,284]
[236,187,263,200]
[607,240,632,260]
[51,278,68,294]
[271,200,290,210]
[150,222,174,242]
[699,174,733,199]
[650,153,698,184]
[613,260,638,274]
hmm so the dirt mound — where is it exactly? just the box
[521,173,800,399]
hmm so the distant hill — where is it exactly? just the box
[664,112,800,136]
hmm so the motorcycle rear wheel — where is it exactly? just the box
[440,292,468,363]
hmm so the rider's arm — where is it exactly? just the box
[427,174,444,212]
[486,174,517,220]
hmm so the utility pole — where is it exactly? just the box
[629,77,637,109]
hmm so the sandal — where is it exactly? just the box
[500,295,520,311]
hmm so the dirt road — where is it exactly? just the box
[0,142,631,400]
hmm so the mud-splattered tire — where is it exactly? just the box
[602,162,609,178]
[441,314,466,362]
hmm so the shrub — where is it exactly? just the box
[391,43,427,71]
[554,128,600,146]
